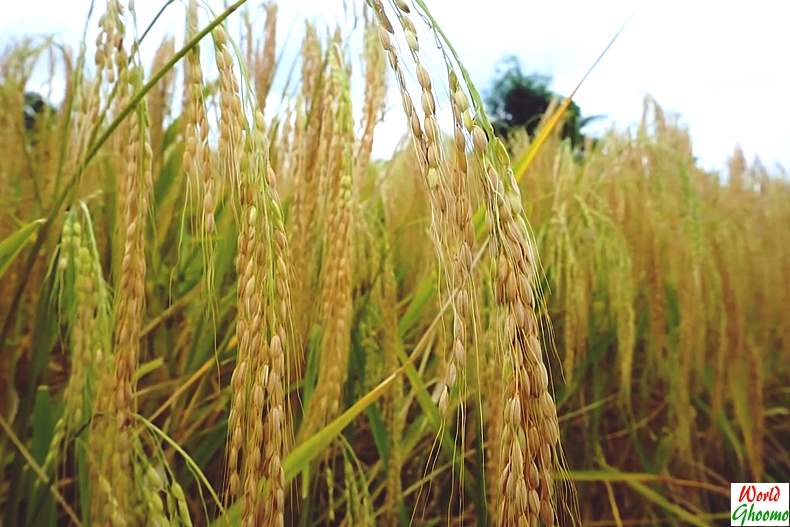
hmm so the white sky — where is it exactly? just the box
[2,1,788,173]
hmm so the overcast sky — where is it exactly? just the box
[2,1,788,173]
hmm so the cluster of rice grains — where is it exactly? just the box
[367,1,568,525]
[198,7,294,527]
[46,207,111,476]
[287,27,372,525]
[85,1,156,524]
[183,0,214,292]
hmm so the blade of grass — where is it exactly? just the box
[0,218,45,278]
[512,12,635,182]
[135,415,225,514]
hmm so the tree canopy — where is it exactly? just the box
[486,57,595,148]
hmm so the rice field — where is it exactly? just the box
[0,1,788,526]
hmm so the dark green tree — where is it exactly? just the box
[23,91,55,132]
[486,57,597,149]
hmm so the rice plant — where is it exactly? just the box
[0,1,787,526]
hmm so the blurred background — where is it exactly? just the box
[3,0,789,172]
